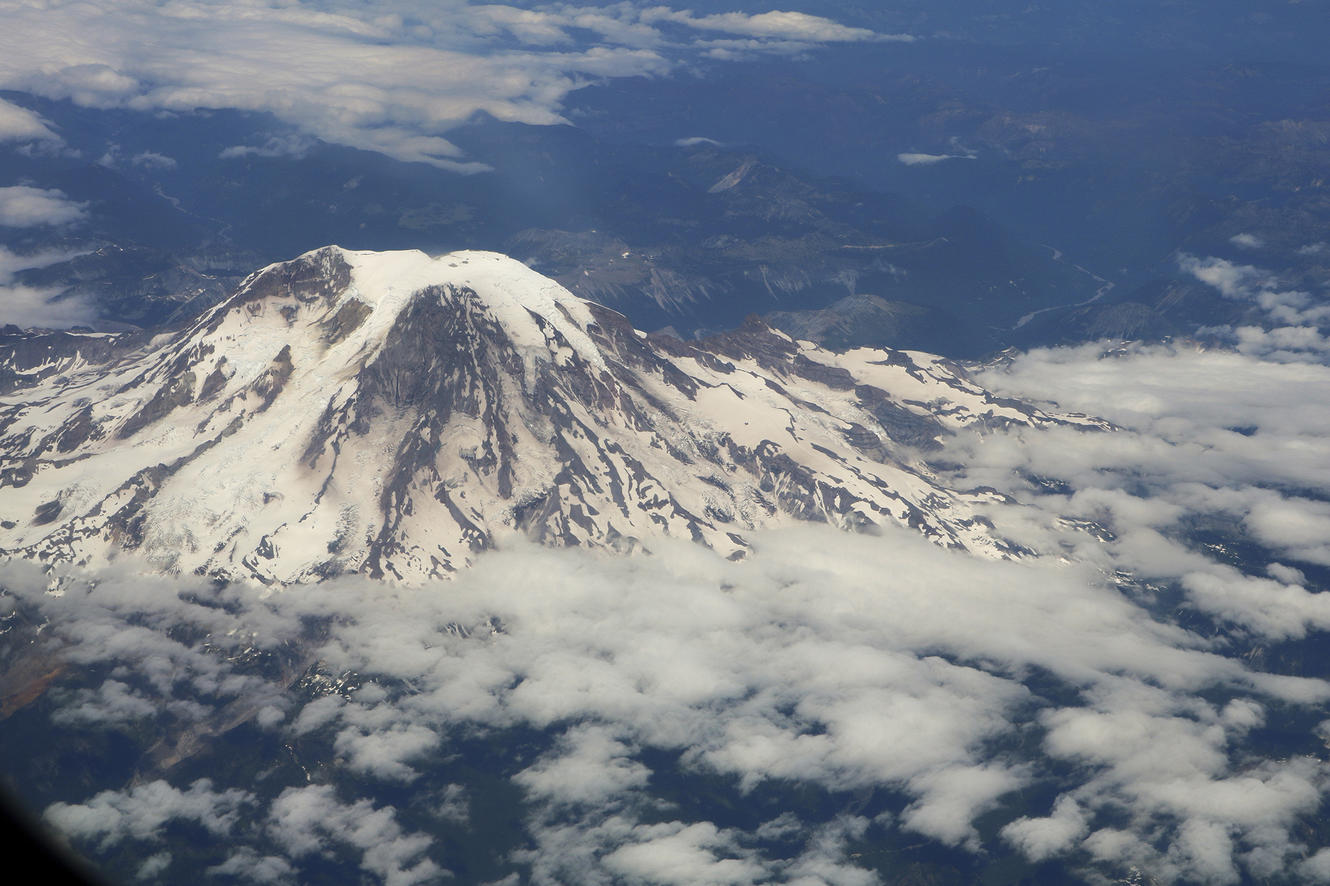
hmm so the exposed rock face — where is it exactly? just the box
[0,247,1097,583]
[0,327,140,395]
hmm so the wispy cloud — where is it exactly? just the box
[639,8,909,44]
[130,150,177,170]
[897,151,976,166]
[218,133,316,161]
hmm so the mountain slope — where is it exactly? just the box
[0,247,1096,583]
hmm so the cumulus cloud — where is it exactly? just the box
[1002,796,1089,862]
[0,96,59,142]
[947,341,1330,647]
[1230,232,1264,249]
[0,245,96,328]
[603,820,767,885]
[0,185,87,226]
[1179,253,1330,360]
[514,724,650,805]
[1303,848,1330,881]
[267,785,442,885]
[135,852,172,880]
[44,780,252,850]
[51,679,162,726]
[333,720,440,781]
[6,491,1330,885]
[0,1,900,168]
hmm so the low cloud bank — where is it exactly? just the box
[0,244,94,328]
[5,503,1330,883]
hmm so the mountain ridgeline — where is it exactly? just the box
[0,247,1098,583]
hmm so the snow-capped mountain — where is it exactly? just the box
[0,247,1095,583]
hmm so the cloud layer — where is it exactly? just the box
[0,1,903,168]
[7,471,1330,885]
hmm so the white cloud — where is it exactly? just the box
[1002,796,1088,862]
[1229,232,1264,249]
[1267,562,1306,585]
[0,281,97,327]
[1178,253,1330,361]
[0,96,59,142]
[897,152,973,166]
[44,780,252,850]
[333,721,440,781]
[902,764,1026,848]
[130,150,177,169]
[949,341,1330,646]
[514,724,650,805]
[0,185,87,226]
[1303,848,1330,881]
[0,245,96,328]
[206,850,294,883]
[603,820,766,886]
[1179,254,1266,299]
[218,133,316,160]
[51,679,161,726]
[11,494,1330,884]
[779,816,877,886]
[136,852,172,880]
[267,785,442,885]
[0,1,899,168]
[640,9,908,44]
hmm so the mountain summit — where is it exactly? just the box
[0,247,1090,583]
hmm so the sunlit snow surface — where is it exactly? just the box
[0,246,1080,583]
